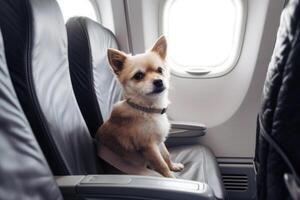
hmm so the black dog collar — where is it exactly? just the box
[126,99,167,114]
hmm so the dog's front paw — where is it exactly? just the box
[170,162,184,172]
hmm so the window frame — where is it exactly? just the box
[160,0,248,79]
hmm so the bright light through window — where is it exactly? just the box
[164,0,245,77]
[57,0,97,22]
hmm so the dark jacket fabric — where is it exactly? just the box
[255,0,300,199]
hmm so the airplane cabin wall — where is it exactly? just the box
[96,0,285,158]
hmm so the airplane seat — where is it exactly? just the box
[255,0,300,199]
[66,16,225,199]
[0,28,63,200]
[0,0,102,175]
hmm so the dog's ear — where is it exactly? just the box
[107,48,127,74]
[151,35,167,60]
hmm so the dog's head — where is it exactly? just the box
[107,36,170,105]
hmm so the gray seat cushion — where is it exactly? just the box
[170,145,225,199]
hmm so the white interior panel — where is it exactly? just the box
[97,0,131,52]
[166,0,284,157]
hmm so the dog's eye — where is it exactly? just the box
[133,72,144,81]
[157,67,163,74]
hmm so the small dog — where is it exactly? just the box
[97,36,184,178]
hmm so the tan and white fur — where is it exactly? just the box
[97,36,184,178]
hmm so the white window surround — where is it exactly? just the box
[57,0,98,22]
[162,0,247,78]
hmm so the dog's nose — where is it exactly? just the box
[153,79,163,88]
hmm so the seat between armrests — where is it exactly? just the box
[166,121,207,147]
[56,175,215,200]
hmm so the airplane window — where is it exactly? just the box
[57,0,97,22]
[163,0,246,77]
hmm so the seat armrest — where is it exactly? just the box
[169,121,207,137]
[166,121,207,147]
[56,175,215,200]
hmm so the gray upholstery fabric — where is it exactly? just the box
[0,30,62,200]
[66,17,225,199]
[170,145,224,199]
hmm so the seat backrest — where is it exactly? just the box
[0,0,101,175]
[66,17,122,136]
[255,0,300,199]
[0,29,63,200]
